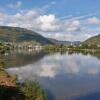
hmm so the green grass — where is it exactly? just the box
[19,80,48,100]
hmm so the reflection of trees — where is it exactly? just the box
[0,56,5,69]
[67,50,89,55]
[4,51,47,68]
[2,49,100,69]
[92,52,100,60]
[67,50,100,60]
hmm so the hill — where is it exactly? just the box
[48,38,81,45]
[84,34,100,45]
[0,26,53,45]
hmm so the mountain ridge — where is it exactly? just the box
[48,38,81,45]
[84,34,100,45]
[0,26,54,45]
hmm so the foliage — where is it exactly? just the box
[0,57,48,100]
[84,34,100,45]
[44,45,67,52]
[0,42,11,54]
[12,75,18,84]
[19,80,48,100]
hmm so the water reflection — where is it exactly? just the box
[3,50,47,68]
[4,51,100,100]
[6,53,100,78]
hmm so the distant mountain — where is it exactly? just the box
[84,34,100,45]
[48,38,81,45]
[0,26,54,45]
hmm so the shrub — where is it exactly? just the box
[20,80,48,100]
[12,75,18,84]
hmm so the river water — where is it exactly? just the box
[4,50,100,100]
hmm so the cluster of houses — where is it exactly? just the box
[0,41,43,51]
[14,42,43,50]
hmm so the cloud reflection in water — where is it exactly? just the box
[6,53,100,81]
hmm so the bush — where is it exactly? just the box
[20,80,48,100]
[12,75,18,84]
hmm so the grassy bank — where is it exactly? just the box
[0,59,48,100]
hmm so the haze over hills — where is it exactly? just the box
[0,26,54,45]
[48,38,81,45]
[84,34,100,45]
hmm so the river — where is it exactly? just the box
[3,50,100,100]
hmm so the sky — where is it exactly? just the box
[0,0,100,41]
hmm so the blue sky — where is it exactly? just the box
[0,0,100,41]
[1,0,100,17]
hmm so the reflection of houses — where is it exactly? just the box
[0,41,43,50]
[28,45,42,50]
[97,45,100,48]
[0,42,13,46]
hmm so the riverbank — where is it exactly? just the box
[0,61,48,100]
[0,62,16,87]
[0,62,21,100]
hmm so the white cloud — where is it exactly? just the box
[0,12,6,20]
[67,20,81,32]
[88,17,100,24]
[1,11,60,32]
[0,9,100,41]
[44,33,74,41]
[36,14,60,32]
